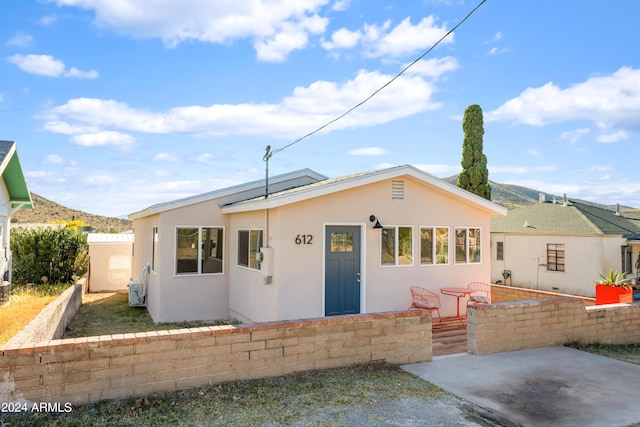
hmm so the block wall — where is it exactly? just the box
[468,297,640,355]
[0,311,431,405]
[7,279,86,347]
[491,283,595,306]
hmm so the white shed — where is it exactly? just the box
[88,233,133,292]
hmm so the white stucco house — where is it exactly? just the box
[490,195,640,297]
[0,141,33,290]
[129,165,507,323]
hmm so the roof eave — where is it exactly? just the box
[129,168,328,220]
[221,165,508,216]
[0,142,33,212]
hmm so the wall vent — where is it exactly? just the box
[391,180,404,200]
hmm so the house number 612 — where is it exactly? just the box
[295,234,313,245]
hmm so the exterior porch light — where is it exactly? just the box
[369,215,383,229]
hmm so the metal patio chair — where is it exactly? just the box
[466,281,491,306]
[408,286,443,327]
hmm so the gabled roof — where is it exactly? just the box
[491,199,640,237]
[0,140,33,212]
[129,168,327,220]
[221,164,508,216]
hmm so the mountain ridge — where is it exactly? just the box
[12,193,133,233]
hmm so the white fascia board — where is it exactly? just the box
[221,164,508,216]
[129,168,327,220]
[0,141,16,174]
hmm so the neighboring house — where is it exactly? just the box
[0,141,33,285]
[490,195,640,297]
[129,165,507,323]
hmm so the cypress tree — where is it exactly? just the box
[457,104,491,200]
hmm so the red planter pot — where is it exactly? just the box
[595,284,633,305]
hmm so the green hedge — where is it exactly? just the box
[10,226,88,285]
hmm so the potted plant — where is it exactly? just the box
[594,269,633,305]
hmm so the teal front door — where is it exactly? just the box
[325,226,361,316]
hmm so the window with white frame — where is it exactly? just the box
[420,227,449,265]
[151,226,159,272]
[455,227,481,264]
[496,241,504,261]
[175,227,224,275]
[238,229,263,270]
[381,226,413,266]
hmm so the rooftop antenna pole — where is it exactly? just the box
[263,146,272,199]
[263,145,281,199]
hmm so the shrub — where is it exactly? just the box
[10,226,88,285]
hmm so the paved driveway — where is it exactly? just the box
[403,346,640,427]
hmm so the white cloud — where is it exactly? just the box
[588,165,612,172]
[404,57,459,79]
[43,66,450,140]
[559,128,591,144]
[44,154,64,164]
[486,67,640,127]
[84,174,117,185]
[6,32,33,47]
[43,121,98,135]
[71,131,135,147]
[49,0,329,62]
[597,130,628,143]
[347,147,388,156]
[38,15,58,26]
[321,27,361,50]
[7,54,98,78]
[362,16,452,59]
[528,149,541,157]
[195,153,215,163]
[255,14,327,62]
[332,0,352,11]
[8,54,65,77]
[25,170,66,183]
[154,152,181,162]
[65,67,99,79]
[487,47,510,56]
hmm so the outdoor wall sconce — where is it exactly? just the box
[369,215,383,229]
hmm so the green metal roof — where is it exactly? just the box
[491,200,640,237]
[0,140,33,211]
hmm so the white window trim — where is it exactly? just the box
[454,226,482,265]
[236,228,264,271]
[419,225,450,266]
[174,225,225,276]
[380,225,414,267]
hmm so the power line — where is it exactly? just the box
[272,0,487,156]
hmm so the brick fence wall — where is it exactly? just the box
[491,283,595,306]
[1,311,431,405]
[468,297,640,355]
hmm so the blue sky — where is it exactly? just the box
[2,0,639,218]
